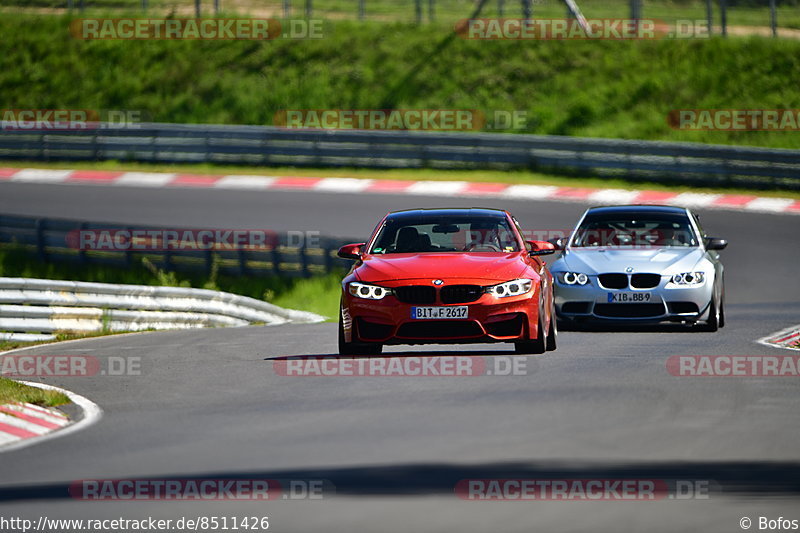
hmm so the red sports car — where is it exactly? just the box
[337,208,558,355]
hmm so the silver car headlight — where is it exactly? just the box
[487,278,533,298]
[559,272,589,285]
[668,272,705,286]
[348,282,392,300]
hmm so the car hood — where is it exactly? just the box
[554,247,706,275]
[356,253,529,283]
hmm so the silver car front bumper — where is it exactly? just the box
[555,276,713,323]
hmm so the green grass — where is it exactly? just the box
[0,245,345,320]
[0,15,799,148]
[271,273,343,318]
[0,377,71,407]
[0,329,143,352]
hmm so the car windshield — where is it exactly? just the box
[370,215,521,254]
[571,212,699,248]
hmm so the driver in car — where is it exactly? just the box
[466,222,503,251]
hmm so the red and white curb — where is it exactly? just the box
[2,167,799,215]
[0,380,102,453]
[0,401,69,446]
[757,325,800,351]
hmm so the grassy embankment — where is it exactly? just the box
[0,14,798,149]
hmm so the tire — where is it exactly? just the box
[338,312,383,355]
[699,297,719,332]
[515,312,546,355]
[545,300,557,351]
[719,292,726,329]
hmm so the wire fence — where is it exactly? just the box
[5,0,799,35]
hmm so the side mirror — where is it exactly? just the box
[705,237,728,251]
[337,243,366,260]
[547,237,566,250]
[527,240,556,256]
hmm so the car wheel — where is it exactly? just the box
[338,312,383,355]
[546,301,557,351]
[516,312,546,354]
[699,297,719,332]
[719,292,726,328]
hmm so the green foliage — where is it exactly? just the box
[141,257,191,288]
[0,15,798,148]
[100,309,112,334]
[0,377,71,407]
[201,254,221,292]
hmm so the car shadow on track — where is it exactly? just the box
[1,460,799,501]
[558,321,710,333]
[266,349,518,362]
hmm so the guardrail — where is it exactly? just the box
[0,277,325,342]
[0,214,356,278]
[1,123,798,189]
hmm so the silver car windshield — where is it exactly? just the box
[370,216,520,254]
[571,212,699,248]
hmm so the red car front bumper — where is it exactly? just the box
[342,280,542,345]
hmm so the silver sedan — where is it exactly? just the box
[550,205,727,331]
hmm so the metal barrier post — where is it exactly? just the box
[770,0,777,37]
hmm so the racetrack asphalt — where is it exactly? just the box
[0,180,798,532]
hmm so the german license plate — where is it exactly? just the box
[411,306,468,319]
[608,292,651,303]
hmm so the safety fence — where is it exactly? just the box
[0,277,324,342]
[0,214,357,279]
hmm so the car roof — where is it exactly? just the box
[585,205,690,215]
[386,208,509,220]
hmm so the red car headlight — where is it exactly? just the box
[486,279,533,298]
[348,281,393,300]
